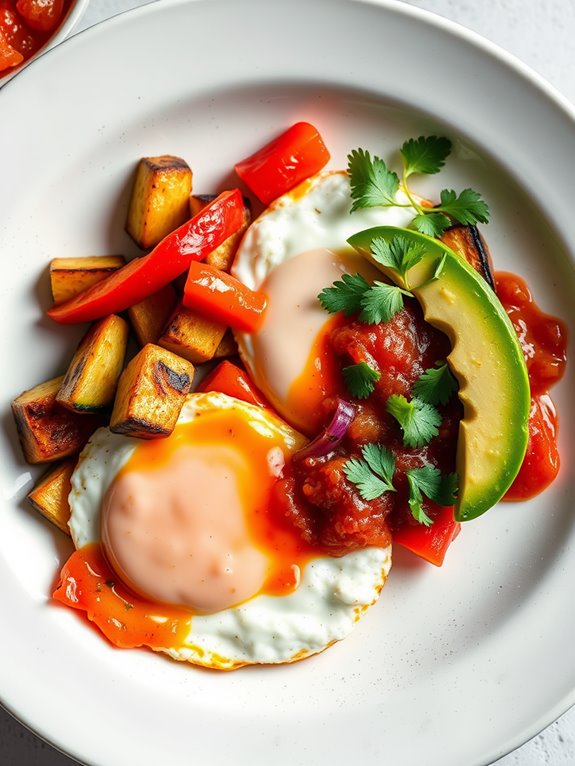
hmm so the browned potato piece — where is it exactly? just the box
[110,344,194,438]
[50,256,126,305]
[189,194,251,272]
[158,304,227,364]
[127,283,178,346]
[213,329,239,359]
[126,155,193,249]
[28,459,75,535]
[57,315,129,414]
[12,377,101,464]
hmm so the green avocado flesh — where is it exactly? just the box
[347,226,530,522]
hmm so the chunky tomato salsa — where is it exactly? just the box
[268,272,566,565]
[0,0,73,75]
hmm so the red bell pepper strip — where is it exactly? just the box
[47,190,245,325]
[234,122,330,205]
[183,261,267,333]
[393,504,460,567]
[198,360,269,408]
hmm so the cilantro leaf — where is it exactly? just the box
[360,443,396,490]
[343,458,391,500]
[385,394,441,447]
[370,235,426,281]
[412,362,458,406]
[411,211,451,238]
[401,136,452,178]
[348,138,490,240]
[342,362,381,399]
[406,473,434,526]
[437,188,490,225]
[343,443,396,501]
[406,465,458,525]
[317,273,370,316]
[359,281,407,324]
[347,148,400,212]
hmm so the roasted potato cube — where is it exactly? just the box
[158,304,227,364]
[188,193,216,218]
[12,377,101,464]
[27,459,75,535]
[126,155,193,249]
[110,344,194,438]
[127,283,178,346]
[50,256,126,305]
[189,194,251,272]
[213,329,239,359]
[57,314,129,413]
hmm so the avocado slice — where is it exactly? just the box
[347,226,530,522]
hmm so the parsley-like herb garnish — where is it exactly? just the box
[412,362,458,406]
[318,271,410,325]
[370,234,426,289]
[317,273,370,316]
[401,135,452,178]
[343,443,396,500]
[406,465,458,526]
[342,361,381,399]
[385,394,441,447]
[347,135,489,237]
[359,282,409,324]
[348,148,399,212]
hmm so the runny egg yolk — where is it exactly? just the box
[100,403,317,616]
[286,312,346,435]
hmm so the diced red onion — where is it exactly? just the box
[292,398,356,461]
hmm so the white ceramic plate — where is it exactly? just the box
[1,1,574,764]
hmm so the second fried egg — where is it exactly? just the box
[232,170,417,433]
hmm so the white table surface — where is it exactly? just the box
[1,0,574,763]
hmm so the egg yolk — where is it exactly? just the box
[101,405,318,614]
[286,312,346,434]
[54,400,321,651]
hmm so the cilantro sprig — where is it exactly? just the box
[344,442,458,527]
[318,271,411,324]
[317,273,369,316]
[385,394,441,448]
[412,362,458,406]
[348,148,399,212]
[406,466,458,526]
[348,135,489,237]
[342,362,381,399]
[343,443,396,501]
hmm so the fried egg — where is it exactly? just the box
[64,392,391,669]
[232,170,417,433]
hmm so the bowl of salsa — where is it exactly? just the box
[0,0,89,84]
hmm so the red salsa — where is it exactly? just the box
[271,299,462,565]
[496,272,567,500]
[270,271,567,566]
[0,0,72,75]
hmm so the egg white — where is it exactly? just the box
[68,392,392,669]
[232,170,417,429]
